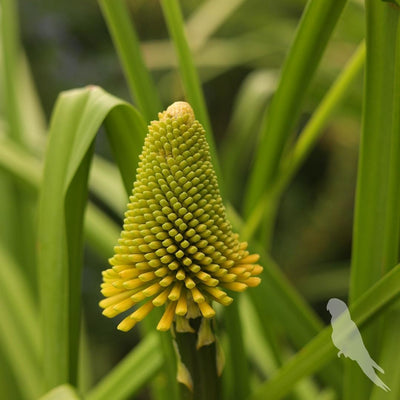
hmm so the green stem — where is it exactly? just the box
[175,319,220,400]
[98,0,162,121]
[243,0,347,217]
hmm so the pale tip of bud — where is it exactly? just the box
[159,101,195,124]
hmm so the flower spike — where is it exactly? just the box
[100,101,262,332]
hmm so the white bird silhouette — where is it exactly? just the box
[327,298,390,392]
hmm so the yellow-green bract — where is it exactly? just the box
[100,102,262,332]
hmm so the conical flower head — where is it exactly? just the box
[100,102,262,332]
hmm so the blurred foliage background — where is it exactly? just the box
[9,0,365,396]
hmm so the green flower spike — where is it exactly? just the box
[99,101,262,332]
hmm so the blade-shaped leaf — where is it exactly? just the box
[244,0,347,216]
[346,2,400,398]
[37,85,147,389]
[97,0,162,121]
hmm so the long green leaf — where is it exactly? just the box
[345,2,400,399]
[0,243,41,399]
[0,0,37,288]
[370,11,400,400]
[97,0,162,121]
[243,0,347,217]
[160,0,222,185]
[250,263,400,400]
[160,0,212,136]
[38,86,147,389]
[0,0,23,143]
[356,4,400,400]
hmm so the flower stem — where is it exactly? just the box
[175,318,220,400]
